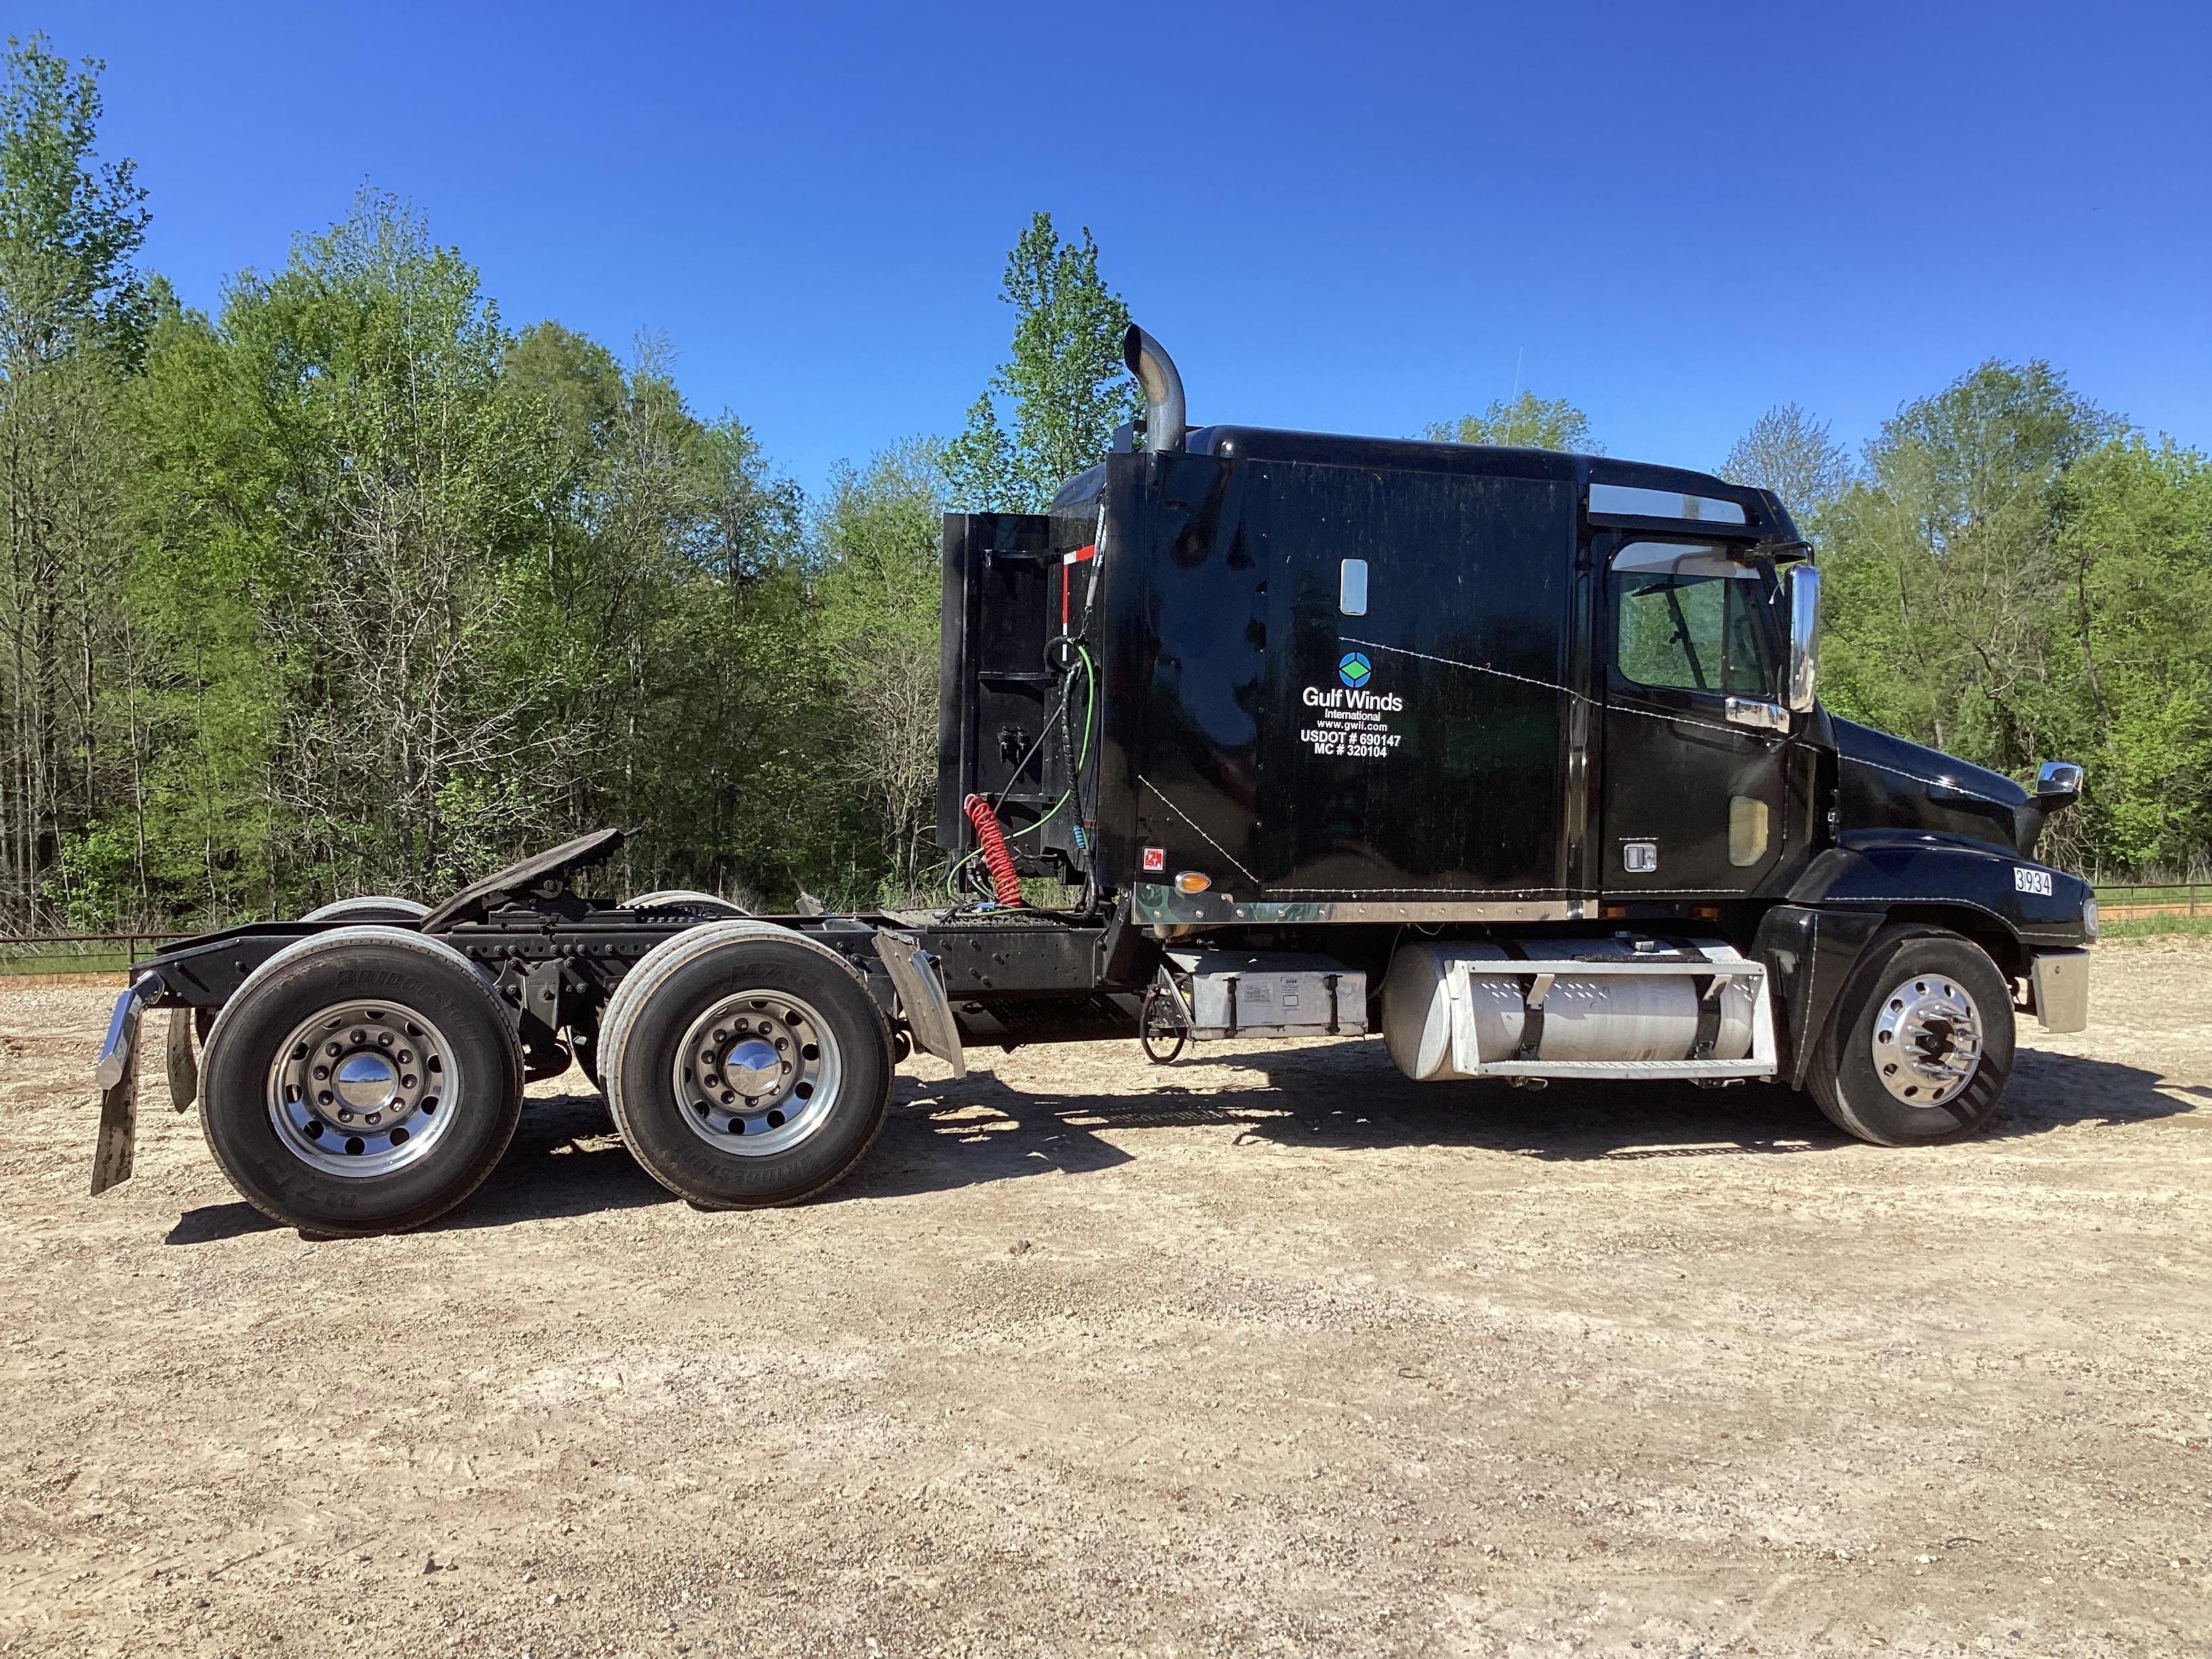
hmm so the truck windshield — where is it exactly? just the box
[1611,543,1776,698]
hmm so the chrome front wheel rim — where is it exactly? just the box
[1870,973,1983,1106]
[672,990,840,1157]
[267,1000,461,1176]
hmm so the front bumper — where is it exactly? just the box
[2029,949,2091,1035]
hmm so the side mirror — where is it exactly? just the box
[2035,760,2083,809]
[1784,563,1820,714]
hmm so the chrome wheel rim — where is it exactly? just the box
[671,990,840,1157]
[267,1000,460,1176]
[1870,973,1982,1106]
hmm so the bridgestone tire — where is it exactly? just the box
[604,923,891,1208]
[301,895,431,922]
[199,928,525,1235]
[1809,925,2014,1147]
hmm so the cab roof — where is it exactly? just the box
[1054,424,1799,544]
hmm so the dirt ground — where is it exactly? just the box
[3,940,2208,1658]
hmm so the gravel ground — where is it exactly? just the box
[3,938,2208,1658]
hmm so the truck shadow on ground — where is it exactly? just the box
[862,1039,2198,1187]
[165,1042,2199,1243]
[165,1089,670,1244]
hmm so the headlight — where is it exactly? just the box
[2083,895,2099,942]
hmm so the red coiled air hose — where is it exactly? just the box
[963,794,1025,907]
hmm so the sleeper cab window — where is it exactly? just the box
[1610,542,1775,699]
[1339,558,1368,615]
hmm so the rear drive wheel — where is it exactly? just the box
[199,928,525,1234]
[1810,925,2014,1146]
[604,924,890,1207]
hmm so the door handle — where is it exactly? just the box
[1724,697,1789,733]
[1670,717,1747,750]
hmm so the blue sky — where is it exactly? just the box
[46,0,2212,495]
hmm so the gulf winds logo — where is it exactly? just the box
[1301,649,1404,756]
[1303,651,1402,713]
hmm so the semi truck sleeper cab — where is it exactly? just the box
[90,326,2096,1235]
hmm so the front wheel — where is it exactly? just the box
[1810,925,2015,1146]
[602,924,891,1207]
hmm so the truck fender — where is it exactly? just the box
[1786,834,2091,953]
[1760,835,2094,1085]
[1750,905,1885,1089]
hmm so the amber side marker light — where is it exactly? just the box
[1174,871,1212,894]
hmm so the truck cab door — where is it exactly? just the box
[1599,539,1793,897]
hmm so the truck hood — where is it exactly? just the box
[1830,717,2041,855]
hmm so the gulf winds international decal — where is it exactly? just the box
[1301,652,1405,759]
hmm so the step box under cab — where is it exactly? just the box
[1164,949,1369,1042]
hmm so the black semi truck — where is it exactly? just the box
[90,328,2097,1235]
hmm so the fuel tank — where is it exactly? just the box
[1382,937,1757,1080]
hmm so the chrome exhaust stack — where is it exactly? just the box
[1122,325,1186,453]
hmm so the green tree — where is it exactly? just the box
[493,326,846,906]
[1422,390,1596,453]
[1721,403,1855,525]
[2046,436,2212,874]
[0,34,148,365]
[128,190,558,906]
[813,439,945,896]
[125,290,287,922]
[1818,360,2116,796]
[0,36,150,924]
[943,213,1138,511]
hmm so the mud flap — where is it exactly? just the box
[875,930,967,1078]
[165,1006,200,1112]
[91,975,161,1195]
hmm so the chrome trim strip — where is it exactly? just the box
[1134,886,1579,928]
[94,975,158,1090]
[1471,1059,1772,1079]
[1450,958,1767,978]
